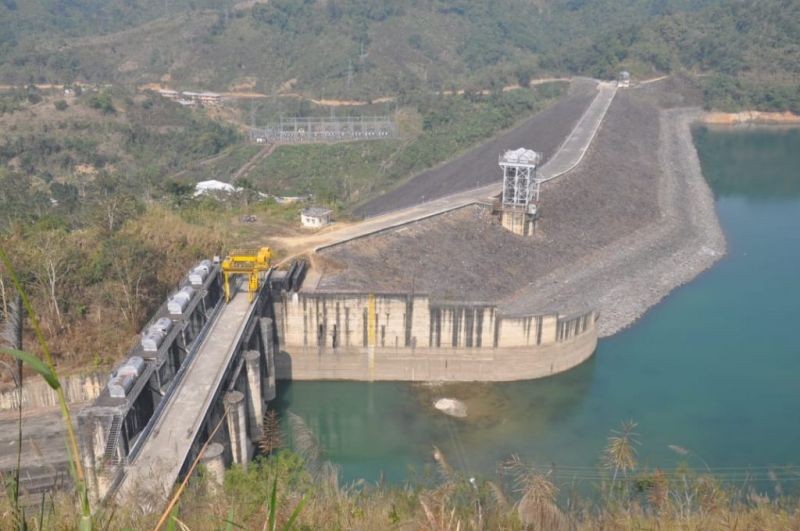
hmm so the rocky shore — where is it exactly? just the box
[703,110,800,126]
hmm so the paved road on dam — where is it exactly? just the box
[354,78,600,218]
[274,81,617,258]
[538,82,617,181]
[117,288,256,503]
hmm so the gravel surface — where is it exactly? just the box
[354,79,598,217]
[317,86,726,337]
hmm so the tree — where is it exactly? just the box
[86,90,115,114]
[28,229,79,331]
[515,66,533,89]
[164,179,195,206]
[89,173,141,233]
[103,237,160,331]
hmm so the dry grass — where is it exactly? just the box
[5,447,800,530]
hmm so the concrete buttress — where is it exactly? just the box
[244,350,264,435]
[224,391,252,468]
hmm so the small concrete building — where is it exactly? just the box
[301,207,333,228]
[196,92,222,105]
[158,89,180,100]
[618,71,631,88]
[182,91,222,106]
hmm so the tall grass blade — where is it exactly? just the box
[0,246,92,529]
[164,505,179,531]
[223,507,243,530]
[283,495,307,530]
[1,334,26,529]
[154,410,228,530]
[0,347,60,390]
[37,491,46,531]
[268,476,278,531]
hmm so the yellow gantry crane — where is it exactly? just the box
[221,247,272,303]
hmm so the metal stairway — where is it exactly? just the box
[102,415,122,465]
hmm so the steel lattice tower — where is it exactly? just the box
[500,148,542,207]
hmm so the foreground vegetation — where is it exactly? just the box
[3,412,800,530]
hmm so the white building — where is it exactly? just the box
[618,71,631,88]
[182,91,222,106]
[300,207,333,228]
[158,89,180,100]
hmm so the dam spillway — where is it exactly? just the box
[274,291,597,382]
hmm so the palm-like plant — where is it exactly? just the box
[503,454,567,530]
[259,409,283,456]
[603,420,640,490]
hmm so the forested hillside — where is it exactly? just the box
[0,86,238,185]
[1,0,797,111]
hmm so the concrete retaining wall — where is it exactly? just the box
[276,292,597,381]
[275,326,596,382]
[0,373,103,411]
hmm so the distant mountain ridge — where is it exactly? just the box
[0,0,798,111]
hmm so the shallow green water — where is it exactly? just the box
[276,126,800,483]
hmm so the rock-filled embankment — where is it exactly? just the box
[502,107,726,336]
[316,89,727,338]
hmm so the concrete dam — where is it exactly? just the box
[275,288,597,382]
[77,255,597,505]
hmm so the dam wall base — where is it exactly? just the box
[275,332,596,382]
[275,291,597,382]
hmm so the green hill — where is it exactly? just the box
[1,0,797,111]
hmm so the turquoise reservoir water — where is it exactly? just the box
[276,127,800,483]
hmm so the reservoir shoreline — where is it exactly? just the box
[574,107,728,338]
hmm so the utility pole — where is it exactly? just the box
[346,59,353,91]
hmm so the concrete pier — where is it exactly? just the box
[224,391,251,468]
[260,318,277,401]
[200,442,226,487]
[244,350,264,436]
